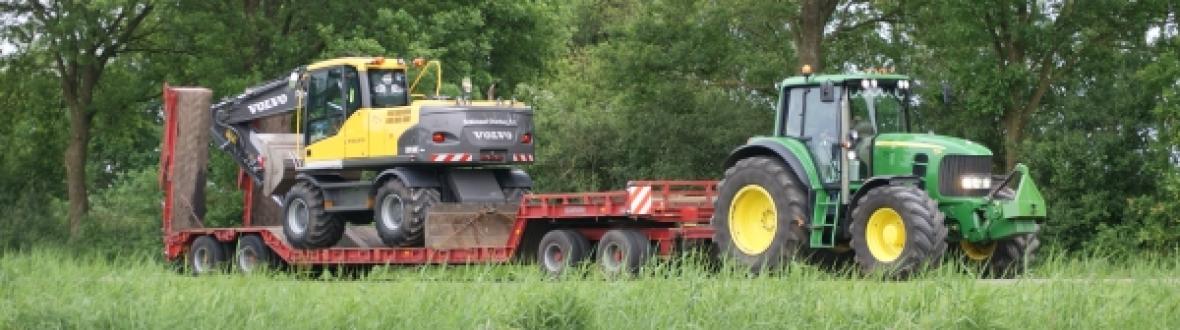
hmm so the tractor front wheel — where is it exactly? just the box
[712,156,808,273]
[961,234,1040,278]
[850,185,948,278]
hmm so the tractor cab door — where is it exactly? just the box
[784,86,843,187]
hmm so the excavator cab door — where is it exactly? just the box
[302,67,354,161]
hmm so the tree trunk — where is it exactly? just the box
[792,0,839,73]
[1001,109,1025,171]
[65,107,91,240]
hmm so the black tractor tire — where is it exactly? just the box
[596,229,651,278]
[374,179,440,247]
[235,235,281,274]
[711,156,809,273]
[960,234,1040,278]
[282,182,345,249]
[850,185,948,278]
[187,236,228,276]
[537,229,590,277]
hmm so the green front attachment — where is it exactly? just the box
[960,163,1046,242]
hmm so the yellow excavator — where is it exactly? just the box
[211,57,535,249]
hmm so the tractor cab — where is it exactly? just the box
[775,68,913,186]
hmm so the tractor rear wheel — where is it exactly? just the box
[374,180,440,247]
[850,185,948,278]
[282,182,344,249]
[596,229,650,278]
[712,156,808,273]
[537,229,590,277]
[961,234,1040,278]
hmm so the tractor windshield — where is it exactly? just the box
[848,85,908,136]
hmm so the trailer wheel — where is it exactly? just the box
[283,182,345,249]
[596,229,650,278]
[850,185,948,278]
[712,156,808,273]
[235,235,280,274]
[374,179,440,247]
[187,236,228,276]
[537,229,590,277]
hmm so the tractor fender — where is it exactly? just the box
[373,168,443,191]
[849,175,922,208]
[724,140,814,189]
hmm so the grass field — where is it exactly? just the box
[1,249,1179,329]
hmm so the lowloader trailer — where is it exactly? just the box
[162,81,715,277]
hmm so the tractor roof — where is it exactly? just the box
[779,73,910,88]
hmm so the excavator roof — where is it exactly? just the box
[307,57,409,71]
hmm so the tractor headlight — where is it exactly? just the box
[959,175,992,190]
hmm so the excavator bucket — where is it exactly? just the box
[425,203,518,250]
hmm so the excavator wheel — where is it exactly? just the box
[374,179,440,247]
[282,181,345,249]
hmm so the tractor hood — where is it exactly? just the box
[873,133,992,157]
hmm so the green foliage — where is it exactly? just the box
[525,1,780,191]
[3,250,1180,328]
[513,290,593,330]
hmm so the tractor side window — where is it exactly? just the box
[784,88,804,136]
[849,86,906,134]
[305,68,348,144]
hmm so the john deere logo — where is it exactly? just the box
[473,131,514,141]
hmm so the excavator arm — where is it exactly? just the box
[209,69,303,184]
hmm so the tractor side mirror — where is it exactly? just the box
[820,81,835,103]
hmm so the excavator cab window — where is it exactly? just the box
[305,67,358,144]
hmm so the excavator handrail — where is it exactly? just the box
[409,60,443,98]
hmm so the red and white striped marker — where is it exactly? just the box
[431,153,472,162]
[512,153,535,162]
[626,184,652,215]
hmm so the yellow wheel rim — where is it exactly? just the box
[866,208,906,262]
[961,241,996,261]
[728,185,777,255]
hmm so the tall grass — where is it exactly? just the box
[2,248,1179,329]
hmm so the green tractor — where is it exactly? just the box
[713,67,1046,278]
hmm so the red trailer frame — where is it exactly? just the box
[160,85,717,268]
